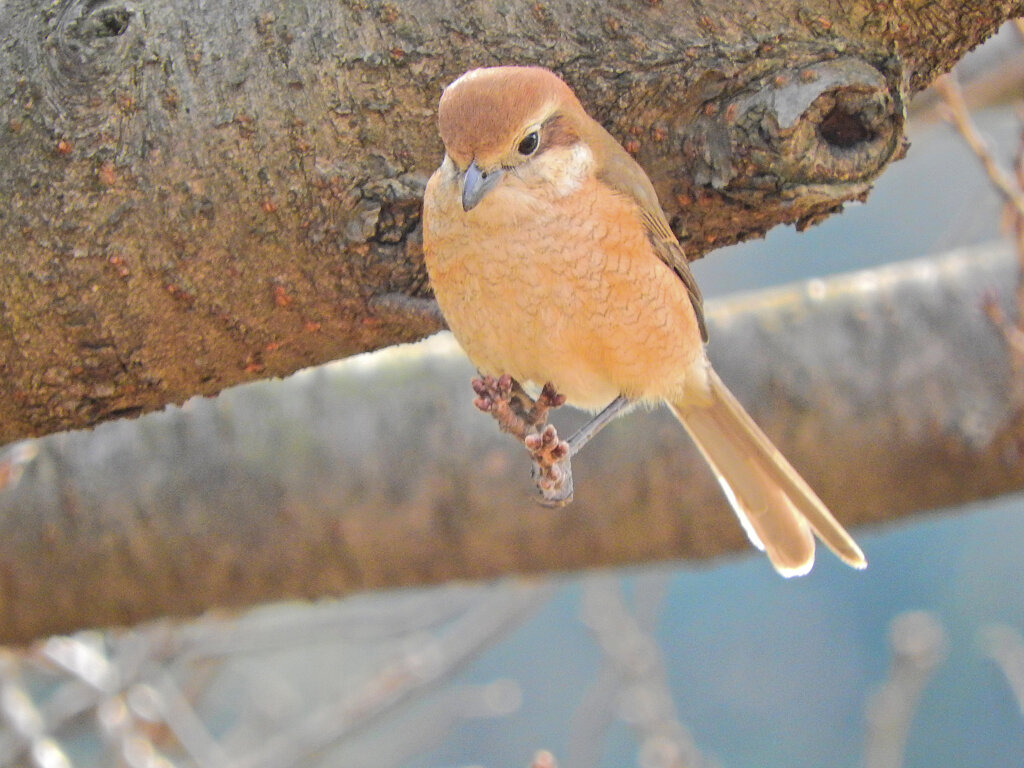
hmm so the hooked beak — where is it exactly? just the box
[461,161,504,212]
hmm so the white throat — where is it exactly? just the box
[536,142,594,198]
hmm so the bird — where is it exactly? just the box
[421,65,865,577]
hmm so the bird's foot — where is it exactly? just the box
[471,376,573,504]
[525,424,574,506]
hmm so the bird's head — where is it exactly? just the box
[436,66,594,211]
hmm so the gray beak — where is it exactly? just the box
[461,161,504,212]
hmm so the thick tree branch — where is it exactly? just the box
[0,0,1019,440]
[0,242,1020,645]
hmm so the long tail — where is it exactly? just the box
[668,368,866,577]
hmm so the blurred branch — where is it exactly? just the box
[2,243,1024,644]
[864,612,948,768]
[0,583,545,768]
[230,583,546,768]
[979,624,1024,720]
[573,574,713,768]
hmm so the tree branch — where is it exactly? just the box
[0,0,1019,440]
[0,242,1021,645]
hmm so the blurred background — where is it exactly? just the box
[2,21,1024,768]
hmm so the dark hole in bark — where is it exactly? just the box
[94,8,132,37]
[819,105,874,148]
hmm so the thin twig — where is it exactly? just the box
[935,67,1024,376]
[933,72,1024,220]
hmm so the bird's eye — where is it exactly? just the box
[517,131,539,156]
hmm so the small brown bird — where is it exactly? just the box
[421,66,865,576]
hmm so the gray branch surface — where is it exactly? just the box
[0,242,1020,645]
[0,0,1019,440]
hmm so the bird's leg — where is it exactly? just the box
[565,395,632,457]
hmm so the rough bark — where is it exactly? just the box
[0,243,1020,646]
[0,0,1019,441]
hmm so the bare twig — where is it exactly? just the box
[935,68,1024,377]
[472,376,575,504]
[933,72,1024,219]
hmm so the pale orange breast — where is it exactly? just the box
[423,170,705,410]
